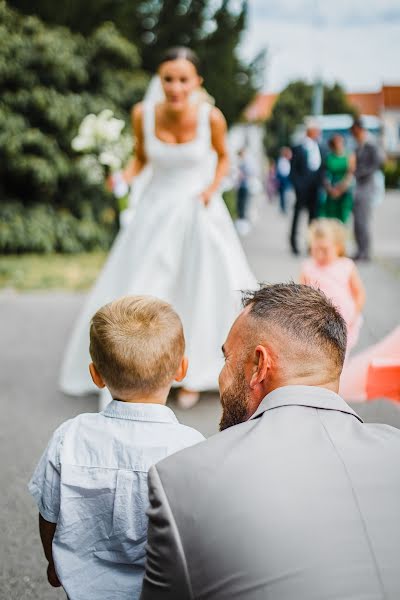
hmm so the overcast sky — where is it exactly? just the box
[241,0,399,92]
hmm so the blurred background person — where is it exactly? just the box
[235,147,252,236]
[276,146,292,214]
[320,134,355,223]
[300,219,365,354]
[350,117,384,261]
[265,158,278,202]
[289,122,324,255]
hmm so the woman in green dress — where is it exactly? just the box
[321,134,355,223]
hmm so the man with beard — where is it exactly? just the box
[140,283,400,600]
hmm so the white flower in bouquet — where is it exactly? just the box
[77,154,104,185]
[72,110,127,155]
[72,110,133,187]
[99,150,122,171]
[95,109,125,144]
[72,114,97,152]
[117,133,134,161]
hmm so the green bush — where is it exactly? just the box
[383,159,400,189]
[0,3,148,252]
[7,0,260,128]
[0,202,116,254]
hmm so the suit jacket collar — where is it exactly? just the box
[249,385,363,423]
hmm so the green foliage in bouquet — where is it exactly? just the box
[0,3,148,251]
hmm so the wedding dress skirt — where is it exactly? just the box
[60,102,256,394]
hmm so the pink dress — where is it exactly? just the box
[301,257,362,351]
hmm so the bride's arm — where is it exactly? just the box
[201,107,229,206]
[122,103,148,183]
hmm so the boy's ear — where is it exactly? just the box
[174,356,188,383]
[89,362,106,389]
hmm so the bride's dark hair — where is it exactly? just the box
[158,47,201,73]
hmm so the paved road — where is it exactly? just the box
[1,191,399,599]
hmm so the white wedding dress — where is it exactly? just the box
[60,102,256,395]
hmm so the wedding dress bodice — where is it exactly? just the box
[142,102,215,192]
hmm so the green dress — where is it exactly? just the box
[319,152,353,223]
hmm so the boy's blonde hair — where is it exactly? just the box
[308,218,347,257]
[89,295,185,395]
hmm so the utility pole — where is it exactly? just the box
[312,77,324,116]
[311,0,324,116]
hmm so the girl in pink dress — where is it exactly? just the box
[300,219,365,352]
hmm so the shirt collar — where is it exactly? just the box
[102,400,179,424]
[249,385,363,423]
[304,136,318,146]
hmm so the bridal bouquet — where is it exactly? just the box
[72,109,132,191]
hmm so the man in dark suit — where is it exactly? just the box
[289,123,324,255]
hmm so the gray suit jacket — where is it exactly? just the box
[140,386,400,599]
[354,138,383,185]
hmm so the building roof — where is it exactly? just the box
[347,92,382,116]
[245,85,400,122]
[382,86,400,108]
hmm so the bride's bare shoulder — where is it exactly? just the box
[131,102,144,132]
[131,102,144,120]
[209,106,227,132]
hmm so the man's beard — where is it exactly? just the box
[219,371,249,431]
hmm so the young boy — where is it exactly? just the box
[28,296,204,600]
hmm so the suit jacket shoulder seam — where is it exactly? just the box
[152,465,194,600]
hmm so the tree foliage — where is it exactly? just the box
[323,82,357,116]
[0,2,148,252]
[8,0,261,125]
[265,80,357,158]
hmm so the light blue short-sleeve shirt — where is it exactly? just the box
[28,401,204,600]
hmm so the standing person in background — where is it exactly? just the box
[289,123,324,255]
[265,158,278,201]
[321,134,355,223]
[350,117,383,261]
[235,148,251,235]
[276,146,292,214]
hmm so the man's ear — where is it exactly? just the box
[249,345,270,389]
[174,356,188,383]
[89,362,106,389]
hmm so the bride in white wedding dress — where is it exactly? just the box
[60,47,256,407]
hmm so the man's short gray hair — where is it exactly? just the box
[242,283,347,370]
